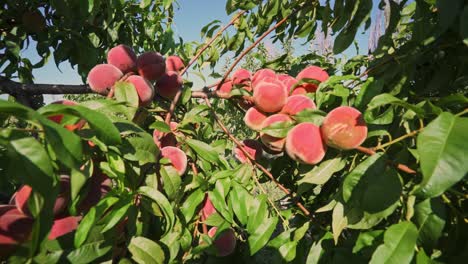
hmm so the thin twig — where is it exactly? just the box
[355,146,417,174]
[215,15,291,92]
[164,11,246,124]
[203,97,312,217]
[374,128,422,151]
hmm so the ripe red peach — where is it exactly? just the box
[208,227,237,257]
[161,146,187,175]
[277,74,297,94]
[291,87,308,95]
[233,140,263,163]
[243,107,267,131]
[166,55,185,73]
[281,95,316,116]
[201,194,217,221]
[251,69,277,89]
[13,175,70,217]
[295,66,329,93]
[0,205,34,259]
[285,123,326,165]
[156,71,183,99]
[232,68,251,86]
[136,52,166,81]
[87,64,123,95]
[107,44,137,73]
[217,80,233,97]
[260,114,292,152]
[48,216,81,240]
[321,106,367,150]
[253,81,288,113]
[125,75,155,106]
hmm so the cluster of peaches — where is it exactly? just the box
[87,44,186,105]
[218,66,368,165]
[0,173,111,258]
[87,44,190,177]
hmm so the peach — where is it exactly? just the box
[166,55,185,73]
[161,146,187,175]
[291,87,308,95]
[0,205,34,259]
[277,74,297,94]
[136,52,166,81]
[208,227,236,257]
[48,216,81,240]
[217,80,233,97]
[233,140,263,163]
[285,123,326,165]
[260,114,292,152]
[321,106,367,150]
[295,66,329,93]
[13,175,70,217]
[107,44,137,73]
[156,71,183,99]
[281,95,316,116]
[125,75,155,106]
[153,122,178,148]
[251,69,276,89]
[232,68,251,86]
[253,81,288,113]
[87,64,123,95]
[77,173,112,213]
[201,194,217,220]
[243,107,267,131]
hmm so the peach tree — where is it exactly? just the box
[0,0,467,263]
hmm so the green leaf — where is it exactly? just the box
[38,104,121,145]
[248,217,278,255]
[369,222,418,264]
[9,137,55,194]
[40,117,83,168]
[70,160,93,200]
[138,186,175,234]
[74,196,119,247]
[247,195,268,233]
[413,198,446,249]
[261,119,295,138]
[186,138,220,164]
[298,157,346,186]
[355,78,384,111]
[341,154,384,202]
[149,121,171,132]
[129,237,165,264]
[160,166,181,201]
[180,189,204,223]
[415,113,468,198]
[367,93,424,117]
[229,183,250,225]
[208,189,233,223]
[122,133,159,165]
[61,240,112,264]
[332,202,348,244]
[114,81,139,108]
[100,199,132,233]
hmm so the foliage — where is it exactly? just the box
[1,0,467,263]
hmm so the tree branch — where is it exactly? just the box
[0,76,92,95]
[164,11,246,124]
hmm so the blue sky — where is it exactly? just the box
[21,0,383,102]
